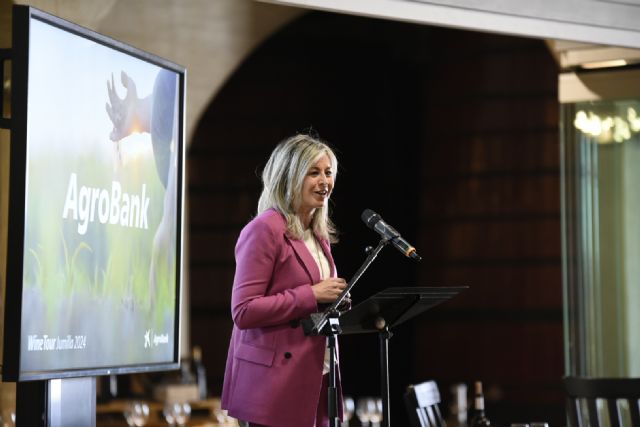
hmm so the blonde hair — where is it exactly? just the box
[257,134,338,242]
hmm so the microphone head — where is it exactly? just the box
[361,209,381,229]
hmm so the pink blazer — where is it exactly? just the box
[221,209,344,427]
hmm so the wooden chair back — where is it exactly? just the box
[405,380,446,427]
[564,376,640,427]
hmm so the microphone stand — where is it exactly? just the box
[302,238,389,427]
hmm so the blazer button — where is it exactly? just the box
[284,352,292,359]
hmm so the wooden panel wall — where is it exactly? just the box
[414,34,563,423]
[187,12,563,425]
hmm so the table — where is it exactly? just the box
[96,398,239,427]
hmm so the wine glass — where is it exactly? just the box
[213,407,232,424]
[163,403,177,427]
[0,410,16,427]
[174,402,191,427]
[342,396,354,426]
[356,397,375,426]
[123,401,149,427]
[369,398,383,427]
[164,402,191,427]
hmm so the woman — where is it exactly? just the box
[221,134,348,427]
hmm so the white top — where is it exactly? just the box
[303,230,333,375]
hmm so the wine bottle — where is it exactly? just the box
[192,346,208,400]
[470,381,491,427]
[446,383,468,427]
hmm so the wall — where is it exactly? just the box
[414,31,563,419]
[0,0,14,408]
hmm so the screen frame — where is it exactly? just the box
[3,5,186,382]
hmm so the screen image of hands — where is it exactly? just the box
[106,71,152,142]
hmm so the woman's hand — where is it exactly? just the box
[312,278,347,303]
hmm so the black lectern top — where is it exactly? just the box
[339,286,467,335]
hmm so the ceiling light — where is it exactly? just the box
[581,59,627,69]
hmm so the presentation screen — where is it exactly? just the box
[3,6,186,381]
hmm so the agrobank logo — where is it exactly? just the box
[144,329,169,348]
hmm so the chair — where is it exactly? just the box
[405,380,446,427]
[563,376,640,427]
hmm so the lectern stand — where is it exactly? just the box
[340,286,467,427]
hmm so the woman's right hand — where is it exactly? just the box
[312,278,347,303]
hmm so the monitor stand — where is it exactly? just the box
[17,377,96,427]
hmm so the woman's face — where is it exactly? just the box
[298,153,334,221]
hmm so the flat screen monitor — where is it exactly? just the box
[3,5,186,381]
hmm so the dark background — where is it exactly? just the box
[188,11,562,426]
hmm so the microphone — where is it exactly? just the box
[361,209,422,261]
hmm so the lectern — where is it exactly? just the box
[340,286,467,427]
[303,221,466,427]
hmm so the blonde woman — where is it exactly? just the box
[222,134,348,427]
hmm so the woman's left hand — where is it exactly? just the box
[311,277,347,303]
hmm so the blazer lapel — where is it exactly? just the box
[285,233,321,284]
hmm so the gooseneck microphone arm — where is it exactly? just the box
[302,237,389,336]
